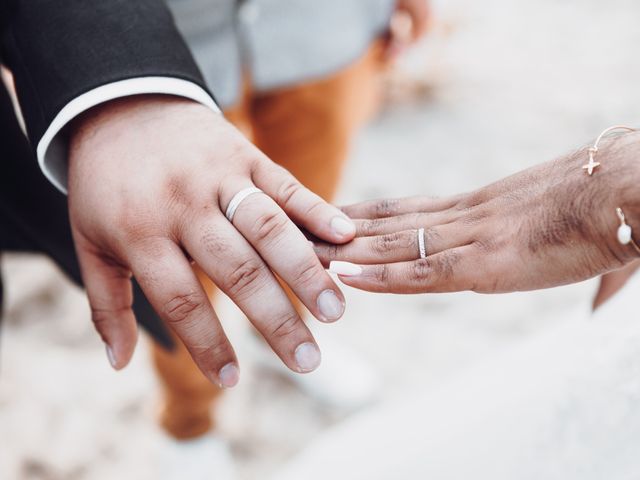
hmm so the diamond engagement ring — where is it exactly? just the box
[418,227,427,259]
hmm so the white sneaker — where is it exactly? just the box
[154,432,236,480]
[248,326,381,411]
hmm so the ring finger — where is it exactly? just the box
[314,223,475,267]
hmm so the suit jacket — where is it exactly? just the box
[0,0,214,348]
[1,0,210,148]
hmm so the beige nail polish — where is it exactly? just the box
[329,261,362,277]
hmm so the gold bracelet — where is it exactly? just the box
[584,125,640,254]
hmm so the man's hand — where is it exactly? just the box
[386,0,431,60]
[68,96,355,386]
[316,133,640,295]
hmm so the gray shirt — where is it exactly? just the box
[167,0,395,108]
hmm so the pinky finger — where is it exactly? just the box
[74,241,138,370]
[332,245,478,294]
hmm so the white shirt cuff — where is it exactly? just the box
[36,77,221,193]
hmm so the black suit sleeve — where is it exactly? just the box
[1,0,212,147]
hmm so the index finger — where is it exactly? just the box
[252,161,356,244]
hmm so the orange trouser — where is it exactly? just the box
[152,42,384,440]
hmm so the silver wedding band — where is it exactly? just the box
[225,187,264,222]
[418,227,427,259]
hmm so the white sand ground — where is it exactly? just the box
[2,0,640,478]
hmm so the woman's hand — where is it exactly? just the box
[316,133,640,294]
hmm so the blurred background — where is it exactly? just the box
[2,0,640,478]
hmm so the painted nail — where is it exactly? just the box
[331,216,356,238]
[295,342,322,373]
[317,289,345,321]
[218,363,240,388]
[105,344,117,370]
[329,261,363,277]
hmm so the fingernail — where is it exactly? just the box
[105,344,117,370]
[295,342,321,373]
[218,363,240,388]
[329,261,362,277]
[331,216,356,238]
[317,289,345,321]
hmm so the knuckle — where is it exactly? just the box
[409,258,431,283]
[472,237,496,253]
[91,309,109,329]
[423,227,442,246]
[253,210,289,242]
[314,242,340,263]
[225,259,264,297]
[372,233,401,254]
[432,251,460,281]
[164,175,190,210]
[200,226,231,256]
[461,208,489,226]
[360,218,386,236]
[303,198,325,218]
[455,192,484,211]
[270,312,302,340]
[90,305,130,324]
[293,259,322,286]
[374,199,399,218]
[119,220,162,250]
[359,220,375,236]
[90,312,111,343]
[276,178,304,207]
[90,306,129,341]
[373,264,389,283]
[194,335,233,361]
[326,242,341,260]
[410,212,424,227]
[163,292,204,325]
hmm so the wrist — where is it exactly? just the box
[599,131,640,220]
[69,95,205,144]
[616,134,640,220]
[588,130,640,264]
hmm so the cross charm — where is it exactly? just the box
[582,147,600,175]
[582,158,600,175]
